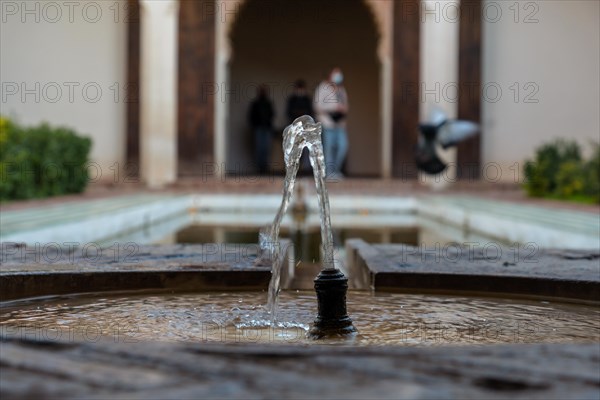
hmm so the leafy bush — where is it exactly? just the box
[524,139,600,203]
[555,161,585,198]
[0,117,92,201]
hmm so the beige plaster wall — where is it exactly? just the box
[481,0,600,181]
[1,0,128,175]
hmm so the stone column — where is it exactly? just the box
[214,3,230,170]
[139,0,179,188]
[456,0,482,179]
[367,0,394,179]
[392,0,420,179]
[420,0,460,188]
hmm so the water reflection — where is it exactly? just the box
[175,225,419,268]
[2,291,598,346]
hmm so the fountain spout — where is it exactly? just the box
[309,268,356,339]
[260,115,356,338]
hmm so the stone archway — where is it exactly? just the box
[219,0,392,177]
[130,0,417,184]
[128,1,485,185]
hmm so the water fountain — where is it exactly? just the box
[259,115,356,338]
[1,122,599,397]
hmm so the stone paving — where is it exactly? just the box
[1,336,598,399]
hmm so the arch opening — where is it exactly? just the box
[227,0,382,176]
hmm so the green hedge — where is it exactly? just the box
[524,139,600,203]
[0,117,92,201]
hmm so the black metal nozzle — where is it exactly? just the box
[308,268,357,339]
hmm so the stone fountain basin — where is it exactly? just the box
[1,242,599,399]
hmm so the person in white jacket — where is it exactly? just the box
[314,68,349,178]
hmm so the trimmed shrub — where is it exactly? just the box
[555,161,585,198]
[524,139,599,203]
[0,117,92,201]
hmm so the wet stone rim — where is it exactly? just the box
[346,239,600,302]
[0,243,284,301]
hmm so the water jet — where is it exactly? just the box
[260,115,357,338]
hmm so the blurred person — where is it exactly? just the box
[286,79,314,174]
[287,79,314,122]
[248,84,275,175]
[314,68,349,178]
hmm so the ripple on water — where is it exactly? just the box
[1,291,598,346]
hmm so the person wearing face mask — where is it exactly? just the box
[314,68,349,178]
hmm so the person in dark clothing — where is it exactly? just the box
[286,79,314,174]
[286,79,313,122]
[248,85,275,175]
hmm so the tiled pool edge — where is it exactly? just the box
[418,196,599,249]
[2,193,597,250]
[0,195,195,245]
